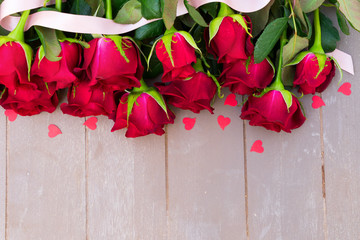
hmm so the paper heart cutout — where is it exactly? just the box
[312,95,325,109]
[224,93,238,107]
[183,117,196,130]
[251,140,264,153]
[84,117,98,130]
[338,82,352,96]
[4,109,17,122]
[217,115,231,130]
[48,124,62,138]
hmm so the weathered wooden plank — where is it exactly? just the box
[6,110,86,240]
[322,27,360,240]
[0,109,6,240]
[87,116,167,240]
[245,95,325,239]
[167,92,247,240]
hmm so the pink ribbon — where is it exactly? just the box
[327,49,354,75]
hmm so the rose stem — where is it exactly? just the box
[8,10,30,42]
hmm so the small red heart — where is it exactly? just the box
[251,140,264,153]
[4,109,17,122]
[224,93,238,107]
[338,82,351,96]
[183,117,196,130]
[312,95,325,109]
[217,115,231,130]
[84,117,98,130]
[48,124,62,138]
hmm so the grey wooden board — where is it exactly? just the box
[245,95,325,239]
[0,109,6,240]
[322,27,360,240]
[6,111,86,240]
[87,116,167,240]
[167,92,247,240]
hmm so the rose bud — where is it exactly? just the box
[204,3,253,63]
[292,53,335,94]
[0,10,33,92]
[80,36,144,92]
[241,89,306,133]
[221,56,274,95]
[111,80,175,138]
[156,61,217,113]
[154,28,200,82]
[1,76,58,116]
[61,77,116,118]
[31,41,83,90]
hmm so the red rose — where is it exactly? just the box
[0,76,58,116]
[155,32,196,82]
[221,56,274,95]
[156,71,217,113]
[81,37,143,92]
[293,53,335,94]
[60,78,116,118]
[205,15,254,63]
[240,90,306,133]
[111,92,175,138]
[32,41,82,90]
[0,42,34,91]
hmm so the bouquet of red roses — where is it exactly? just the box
[0,0,356,137]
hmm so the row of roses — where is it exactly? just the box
[0,2,338,137]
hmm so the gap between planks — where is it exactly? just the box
[319,94,328,240]
[165,125,170,240]
[5,118,9,240]
[85,117,89,240]
[242,119,250,240]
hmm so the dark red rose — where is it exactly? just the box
[0,76,58,116]
[221,56,274,95]
[156,71,217,113]
[32,41,82,90]
[81,37,143,92]
[111,92,175,138]
[156,32,196,82]
[293,53,335,95]
[0,42,35,91]
[205,15,254,63]
[240,90,306,133]
[60,78,116,118]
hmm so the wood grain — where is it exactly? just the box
[0,109,6,240]
[245,95,325,239]
[6,110,86,240]
[322,27,360,240]
[167,92,247,240]
[87,116,167,240]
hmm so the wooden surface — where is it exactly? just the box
[1,25,360,240]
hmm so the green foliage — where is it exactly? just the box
[114,0,142,24]
[34,26,62,62]
[134,20,165,41]
[138,0,162,19]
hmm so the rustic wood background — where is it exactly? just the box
[1,17,359,240]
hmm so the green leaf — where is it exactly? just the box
[208,16,225,43]
[60,38,90,49]
[319,11,340,52]
[70,0,92,15]
[134,20,165,40]
[139,0,162,19]
[145,88,168,116]
[281,65,296,87]
[285,50,310,66]
[247,0,274,37]
[114,0,142,24]
[280,90,293,110]
[293,0,307,28]
[106,36,130,63]
[126,92,142,124]
[177,31,202,54]
[184,0,208,27]
[85,0,105,16]
[338,0,360,31]
[283,35,309,65]
[336,7,350,35]
[200,2,219,18]
[299,0,325,13]
[254,17,288,64]
[34,26,62,62]
[162,0,178,29]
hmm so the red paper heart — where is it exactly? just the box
[48,124,62,138]
[338,82,351,96]
[84,117,98,130]
[251,140,264,153]
[224,93,238,107]
[183,117,196,130]
[4,109,17,122]
[217,115,231,130]
[312,95,325,109]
